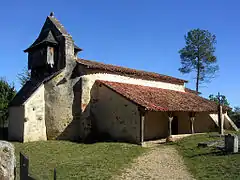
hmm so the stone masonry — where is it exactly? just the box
[0,141,15,180]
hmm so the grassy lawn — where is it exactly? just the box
[13,141,146,180]
[173,132,240,180]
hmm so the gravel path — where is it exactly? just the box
[113,146,195,180]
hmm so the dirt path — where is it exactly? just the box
[113,146,195,180]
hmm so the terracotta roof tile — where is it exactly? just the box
[77,59,187,85]
[98,80,218,112]
[185,88,201,95]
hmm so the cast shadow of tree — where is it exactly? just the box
[188,148,240,158]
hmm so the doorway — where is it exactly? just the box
[172,116,178,135]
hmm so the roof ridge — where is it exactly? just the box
[47,15,69,36]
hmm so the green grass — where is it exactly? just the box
[13,141,146,180]
[172,132,240,180]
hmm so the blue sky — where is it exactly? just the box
[0,0,239,107]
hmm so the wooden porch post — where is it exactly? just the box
[189,113,196,134]
[141,114,145,144]
[217,92,224,135]
[168,112,173,136]
[168,116,173,136]
[139,108,145,145]
[166,112,173,142]
[218,105,224,135]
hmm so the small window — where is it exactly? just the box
[47,47,54,68]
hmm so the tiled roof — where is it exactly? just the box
[74,44,83,52]
[9,71,62,107]
[25,15,82,52]
[185,88,201,95]
[9,80,43,107]
[98,80,219,112]
[77,59,187,85]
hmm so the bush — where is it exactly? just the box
[0,78,16,128]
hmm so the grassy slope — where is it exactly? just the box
[173,132,240,180]
[13,141,146,180]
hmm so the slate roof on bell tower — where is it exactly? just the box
[24,12,82,53]
[24,30,58,52]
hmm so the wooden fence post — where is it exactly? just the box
[217,92,224,135]
[20,152,54,179]
[20,152,29,180]
[54,168,56,180]
[14,166,16,180]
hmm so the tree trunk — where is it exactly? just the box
[196,57,200,93]
[196,74,199,93]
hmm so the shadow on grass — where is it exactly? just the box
[189,149,240,158]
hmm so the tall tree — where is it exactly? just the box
[0,78,16,126]
[209,94,230,107]
[230,106,240,125]
[179,29,219,93]
[234,107,240,113]
[209,94,240,125]
[17,67,31,86]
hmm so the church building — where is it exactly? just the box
[8,13,238,144]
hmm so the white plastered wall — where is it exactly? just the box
[81,73,185,108]
[23,85,47,142]
[176,112,216,134]
[209,113,238,131]
[143,111,218,140]
[80,73,185,138]
[91,84,141,143]
[144,112,168,140]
